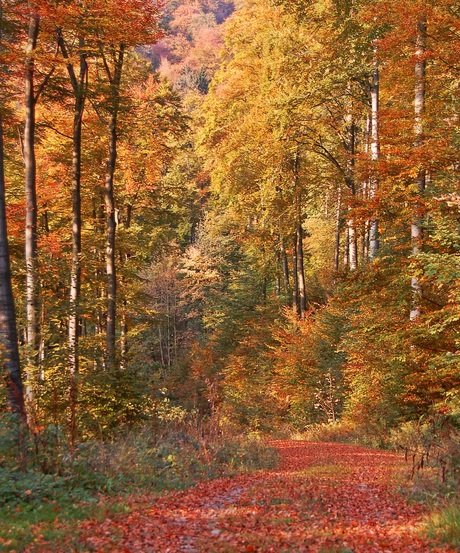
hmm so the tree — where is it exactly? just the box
[55,4,89,445]
[0,0,25,418]
[91,0,162,369]
[0,121,25,418]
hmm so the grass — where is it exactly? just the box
[423,502,460,550]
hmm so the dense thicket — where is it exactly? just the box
[1,0,460,450]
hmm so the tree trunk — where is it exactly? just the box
[58,32,88,447]
[345,108,358,271]
[104,46,124,369]
[296,221,307,319]
[105,111,117,369]
[58,33,87,380]
[281,238,290,293]
[24,10,40,401]
[0,112,26,419]
[369,54,380,260]
[292,233,299,315]
[343,225,349,269]
[334,185,341,272]
[348,220,357,271]
[410,16,426,321]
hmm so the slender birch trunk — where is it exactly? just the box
[410,16,426,321]
[369,52,380,260]
[24,10,40,400]
[348,221,357,271]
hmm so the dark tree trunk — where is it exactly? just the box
[292,233,299,315]
[334,185,342,272]
[0,112,26,419]
[297,221,307,319]
[104,46,124,369]
[293,151,307,318]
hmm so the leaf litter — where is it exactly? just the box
[28,441,456,552]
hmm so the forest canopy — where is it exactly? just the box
[0,0,460,450]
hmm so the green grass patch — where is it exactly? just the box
[298,464,350,478]
[423,502,460,550]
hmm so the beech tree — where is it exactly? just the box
[0,116,24,417]
[0,0,25,417]
[90,0,162,369]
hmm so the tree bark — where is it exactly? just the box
[369,54,380,260]
[292,232,299,315]
[24,9,40,400]
[0,114,26,419]
[58,31,88,447]
[104,46,124,369]
[296,221,307,319]
[410,16,426,321]
[334,185,342,272]
[293,152,307,318]
[348,220,357,271]
[345,110,358,271]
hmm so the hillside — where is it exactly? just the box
[142,0,234,93]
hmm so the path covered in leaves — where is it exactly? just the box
[68,442,455,551]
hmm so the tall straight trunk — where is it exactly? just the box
[345,110,358,270]
[343,225,349,268]
[275,248,281,298]
[291,150,304,316]
[410,16,426,321]
[68,88,83,381]
[293,151,307,318]
[348,221,357,271]
[58,34,87,378]
[369,56,380,260]
[0,113,26,419]
[292,233,299,315]
[281,238,289,293]
[103,46,124,369]
[24,10,40,399]
[296,221,307,319]
[105,111,117,368]
[119,206,132,370]
[58,31,88,447]
[334,185,342,272]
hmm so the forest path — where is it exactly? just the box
[78,441,453,552]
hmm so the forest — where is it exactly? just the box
[1,0,460,549]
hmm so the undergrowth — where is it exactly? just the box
[0,413,278,552]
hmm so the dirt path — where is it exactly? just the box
[75,441,454,552]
